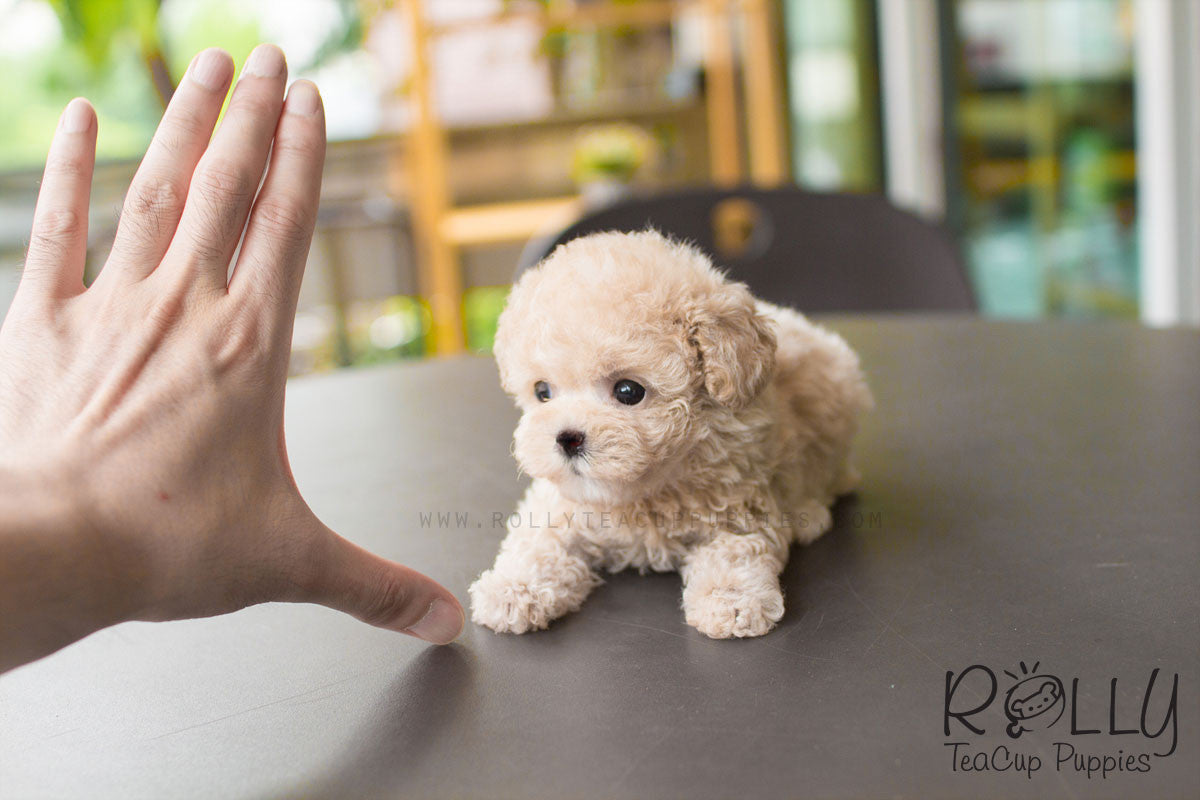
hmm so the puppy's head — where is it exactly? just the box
[494,230,775,506]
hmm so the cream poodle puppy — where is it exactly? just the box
[469,230,871,638]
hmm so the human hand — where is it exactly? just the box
[0,46,463,672]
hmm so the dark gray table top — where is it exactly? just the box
[2,317,1197,799]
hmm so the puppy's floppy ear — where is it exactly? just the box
[686,281,776,409]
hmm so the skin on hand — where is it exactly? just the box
[0,46,464,674]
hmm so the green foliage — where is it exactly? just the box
[464,286,510,353]
[0,29,161,169]
[300,0,363,75]
[157,0,264,89]
[571,123,655,184]
[0,0,365,171]
[47,0,161,67]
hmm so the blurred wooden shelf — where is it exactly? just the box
[966,151,1137,198]
[430,0,685,35]
[444,96,700,137]
[440,196,584,247]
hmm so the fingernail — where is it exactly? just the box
[403,599,464,645]
[285,81,321,117]
[59,98,92,133]
[188,48,230,91]
[242,44,286,79]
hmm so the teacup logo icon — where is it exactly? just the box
[1003,661,1065,738]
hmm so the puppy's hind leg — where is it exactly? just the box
[792,499,833,545]
[681,531,788,639]
[788,462,858,546]
[832,463,861,495]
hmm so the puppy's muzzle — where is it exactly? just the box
[556,429,586,458]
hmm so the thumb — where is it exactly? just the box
[304,529,465,645]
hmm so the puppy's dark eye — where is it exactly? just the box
[613,379,645,406]
[534,381,552,402]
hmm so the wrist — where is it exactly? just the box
[0,452,81,536]
[0,455,147,671]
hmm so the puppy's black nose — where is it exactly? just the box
[556,429,586,458]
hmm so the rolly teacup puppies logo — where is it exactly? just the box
[1003,661,1065,737]
[943,660,1181,780]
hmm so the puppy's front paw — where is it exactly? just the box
[683,583,784,639]
[468,570,574,634]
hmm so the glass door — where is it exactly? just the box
[782,0,884,193]
[942,0,1139,318]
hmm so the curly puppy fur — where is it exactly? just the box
[469,230,871,638]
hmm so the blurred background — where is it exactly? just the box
[0,0,1197,374]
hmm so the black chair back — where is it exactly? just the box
[516,186,975,312]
